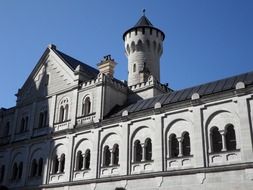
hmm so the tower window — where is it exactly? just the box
[133,64,136,73]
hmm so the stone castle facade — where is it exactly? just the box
[0,14,253,190]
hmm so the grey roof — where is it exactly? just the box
[109,71,253,117]
[135,16,153,27]
[123,15,165,40]
[53,49,99,78]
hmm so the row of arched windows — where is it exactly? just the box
[126,40,162,55]
[30,158,43,178]
[134,138,152,162]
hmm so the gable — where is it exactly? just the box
[17,46,79,104]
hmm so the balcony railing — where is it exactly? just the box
[131,160,153,174]
[76,113,96,125]
[100,165,120,177]
[53,120,71,132]
[166,155,193,170]
[73,169,91,180]
[208,149,241,166]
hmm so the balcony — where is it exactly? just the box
[33,126,50,137]
[73,169,91,180]
[76,113,96,126]
[208,149,241,166]
[53,120,71,132]
[100,165,120,177]
[0,135,10,145]
[131,161,153,174]
[166,155,193,170]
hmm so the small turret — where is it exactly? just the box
[123,11,165,86]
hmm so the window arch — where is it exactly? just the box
[18,162,23,179]
[210,127,222,153]
[59,98,69,122]
[145,138,152,161]
[169,134,179,158]
[38,158,43,177]
[103,146,111,167]
[134,140,142,162]
[76,151,83,171]
[225,125,236,151]
[30,159,37,177]
[12,162,18,180]
[112,144,119,165]
[59,154,65,173]
[52,155,59,174]
[182,132,191,156]
[84,149,91,169]
[82,97,91,116]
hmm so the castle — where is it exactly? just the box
[0,14,253,190]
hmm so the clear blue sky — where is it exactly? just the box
[0,0,252,108]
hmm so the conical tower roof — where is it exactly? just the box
[123,13,165,40]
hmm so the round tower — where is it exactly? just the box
[123,12,165,86]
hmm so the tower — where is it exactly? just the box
[123,11,165,86]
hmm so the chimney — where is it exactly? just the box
[97,55,117,77]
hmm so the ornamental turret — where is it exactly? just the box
[123,11,165,86]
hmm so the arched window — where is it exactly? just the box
[60,154,65,173]
[12,163,18,180]
[134,140,142,162]
[76,151,83,171]
[182,132,191,156]
[112,144,119,165]
[82,97,91,116]
[170,134,179,158]
[103,146,111,167]
[4,122,9,136]
[38,158,43,177]
[0,165,5,182]
[52,155,59,174]
[225,125,236,151]
[145,138,152,161]
[31,159,37,177]
[59,106,65,122]
[211,127,222,153]
[20,118,25,132]
[18,162,23,179]
[85,149,91,169]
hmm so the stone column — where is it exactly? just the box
[141,143,145,161]
[177,137,183,157]
[220,130,227,151]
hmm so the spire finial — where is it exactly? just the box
[142,9,146,16]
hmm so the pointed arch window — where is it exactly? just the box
[182,132,191,156]
[169,134,179,158]
[82,97,91,116]
[134,140,142,162]
[145,138,152,161]
[225,125,236,151]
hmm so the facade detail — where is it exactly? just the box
[0,14,253,190]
